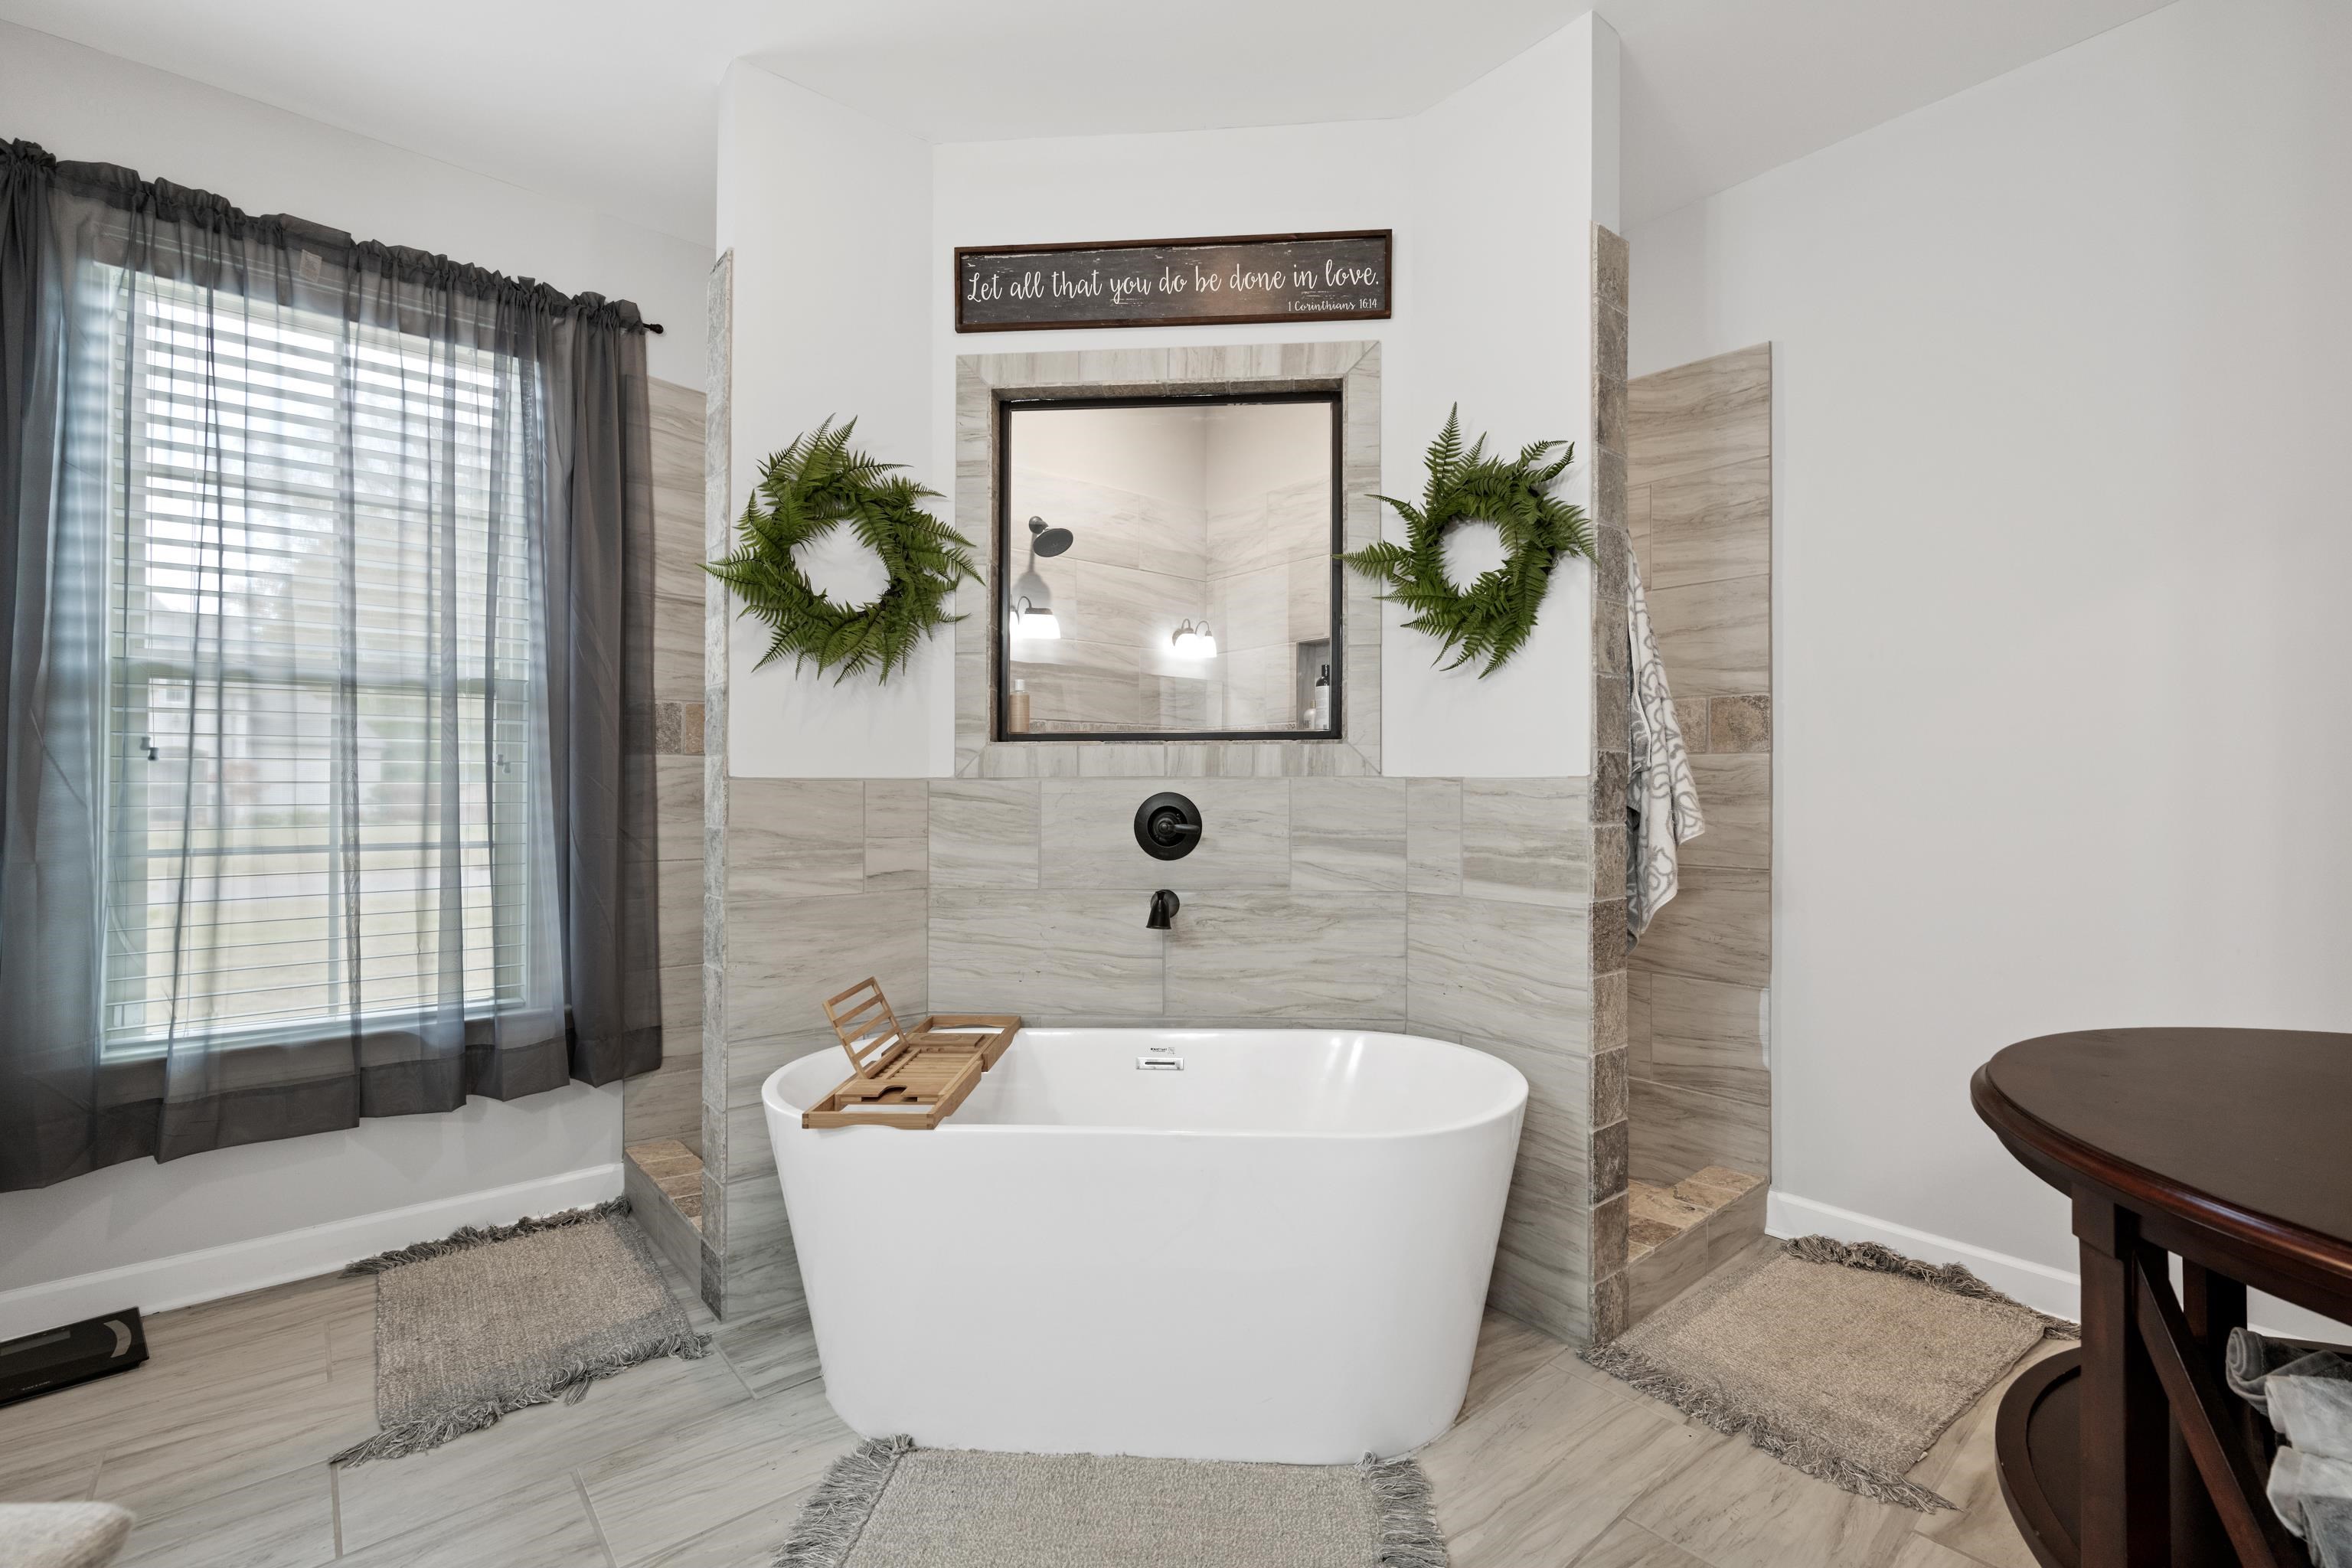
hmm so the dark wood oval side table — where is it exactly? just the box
[1973,1028,2352,1568]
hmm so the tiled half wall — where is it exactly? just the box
[707,774,1599,1372]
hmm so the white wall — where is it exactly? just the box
[1,21,710,386]
[1391,16,1609,776]
[717,15,1618,779]
[718,62,939,778]
[1630,0,2352,1332]
[0,21,710,1327]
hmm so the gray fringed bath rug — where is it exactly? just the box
[332,1198,709,1465]
[775,1437,1446,1568]
[1582,1235,2078,1511]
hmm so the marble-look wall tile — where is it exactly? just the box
[1289,778,1408,893]
[725,890,926,1044]
[1625,344,1771,492]
[1647,457,1769,591]
[1467,1031,1592,1338]
[652,592,704,704]
[1627,969,1652,1075]
[929,780,1040,888]
[1625,867,1767,988]
[623,1049,702,1150]
[863,835,926,892]
[1680,755,1769,871]
[655,756,704,865]
[864,780,926,841]
[1640,576,1768,699]
[727,779,865,899]
[929,889,1164,1018]
[1642,974,1767,1107]
[1462,779,1590,908]
[862,779,927,892]
[1406,779,1462,894]
[1408,896,1591,1050]
[656,859,702,973]
[714,1173,815,1332]
[1164,893,1406,1021]
[660,961,702,1040]
[1630,1078,1771,1187]
[724,1100,779,1183]
[727,1026,838,1110]
[1038,777,1288,890]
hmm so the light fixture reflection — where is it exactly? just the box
[1013,596,1060,640]
[1170,619,1217,658]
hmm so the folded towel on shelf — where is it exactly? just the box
[1625,555,1704,941]
[2228,1326,2352,1561]
[2275,1373,2352,1463]
[2230,1327,2305,1414]
[2269,1449,2352,1566]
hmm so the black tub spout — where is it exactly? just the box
[1146,889,1181,929]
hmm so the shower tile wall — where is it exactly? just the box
[1622,341,1773,1319]
[622,374,713,1285]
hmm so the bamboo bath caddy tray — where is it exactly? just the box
[803,977,1021,1130]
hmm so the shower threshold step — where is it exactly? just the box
[1628,1165,1762,1260]
[624,1138,704,1228]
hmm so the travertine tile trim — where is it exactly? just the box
[699,250,733,1308]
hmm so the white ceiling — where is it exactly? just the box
[0,0,2171,247]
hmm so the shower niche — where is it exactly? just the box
[994,392,1342,741]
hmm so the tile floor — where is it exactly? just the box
[0,1240,2053,1568]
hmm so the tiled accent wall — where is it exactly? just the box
[1623,345,1774,1293]
[622,374,714,1287]
[1584,224,1635,1342]
[704,774,1596,1344]
[697,321,1605,1377]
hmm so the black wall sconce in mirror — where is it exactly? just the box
[1134,792,1203,861]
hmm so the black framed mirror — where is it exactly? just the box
[995,390,1342,742]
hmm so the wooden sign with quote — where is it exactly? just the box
[955,230,1392,333]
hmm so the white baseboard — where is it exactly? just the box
[1767,1188,2350,1341]
[0,1163,624,1342]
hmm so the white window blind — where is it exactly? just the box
[100,272,545,1054]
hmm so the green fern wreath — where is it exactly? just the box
[1343,407,1594,676]
[705,418,979,683]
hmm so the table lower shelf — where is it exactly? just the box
[1996,1348,2082,1568]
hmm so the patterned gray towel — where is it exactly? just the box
[1625,556,1704,942]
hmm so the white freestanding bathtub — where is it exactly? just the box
[763,1027,1527,1463]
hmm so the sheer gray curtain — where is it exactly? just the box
[0,141,661,1190]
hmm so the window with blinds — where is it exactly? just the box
[100,272,545,1056]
